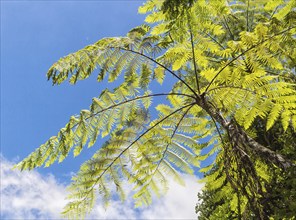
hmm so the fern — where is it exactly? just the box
[17,0,296,218]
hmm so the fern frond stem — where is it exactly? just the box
[120,47,199,98]
[207,113,243,205]
[207,58,223,64]
[223,147,253,218]
[269,6,279,21]
[222,15,234,40]
[223,147,242,207]
[207,86,255,94]
[200,31,225,50]
[78,102,196,205]
[204,26,296,92]
[265,70,295,80]
[85,92,195,121]
[39,93,195,159]
[236,181,242,220]
[231,136,265,218]
[209,114,225,148]
[168,33,174,44]
[150,104,193,182]
[68,92,195,132]
[189,28,201,94]
[246,0,250,32]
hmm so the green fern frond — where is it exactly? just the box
[17,0,296,218]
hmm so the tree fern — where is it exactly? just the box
[17,0,296,219]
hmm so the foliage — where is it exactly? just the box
[196,120,296,219]
[17,0,296,219]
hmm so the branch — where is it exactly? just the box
[229,120,293,169]
[186,14,201,94]
[246,0,250,31]
[67,92,196,137]
[209,114,226,148]
[75,102,196,206]
[151,105,193,179]
[119,47,199,98]
[17,92,197,170]
[243,133,293,169]
[204,26,296,92]
[207,85,255,94]
[269,6,279,21]
[222,15,234,40]
[86,92,195,120]
[189,28,201,94]
[200,31,225,50]
[197,97,294,169]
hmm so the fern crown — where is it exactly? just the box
[17,0,296,218]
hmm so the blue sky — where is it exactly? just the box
[1,0,146,179]
[1,1,203,219]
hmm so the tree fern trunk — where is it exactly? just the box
[198,96,293,169]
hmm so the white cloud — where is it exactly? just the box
[1,157,67,219]
[1,156,203,219]
[141,174,203,219]
[89,174,203,220]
